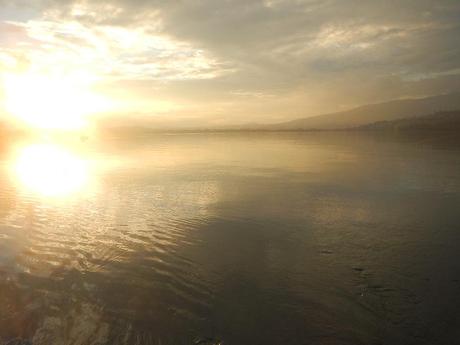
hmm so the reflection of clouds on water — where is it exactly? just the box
[0,133,460,344]
[0,154,223,343]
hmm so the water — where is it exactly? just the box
[0,132,459,345]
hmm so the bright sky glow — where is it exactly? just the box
[0,0,459,128]
[3,72,110,130]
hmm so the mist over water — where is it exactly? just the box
[0,132,460,345]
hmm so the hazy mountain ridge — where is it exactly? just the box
[266,92,460,130]
[355,110,460,131]
[2,92,460,135]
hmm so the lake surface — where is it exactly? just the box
[0,132,459,345]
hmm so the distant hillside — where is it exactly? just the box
[268,92,460,130]
[355,110,460,131]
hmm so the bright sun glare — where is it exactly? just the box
[3,73,109,130]
[13,143,91,197]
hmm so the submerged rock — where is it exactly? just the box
[194,337,223,345]
[3,339,32,345]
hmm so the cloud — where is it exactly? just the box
[0,3,231,81]
[1,0,460,124]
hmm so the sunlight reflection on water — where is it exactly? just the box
[11,143,92,198]
[0,133,459,345]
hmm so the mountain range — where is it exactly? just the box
[263,92,460,130]
[355,110,460,131]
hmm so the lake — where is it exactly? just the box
[0,132,459,345]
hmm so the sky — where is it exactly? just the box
[0,0,460,128]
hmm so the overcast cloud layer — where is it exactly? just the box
[1,0,460,126]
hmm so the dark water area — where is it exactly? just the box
[0,132,460,345]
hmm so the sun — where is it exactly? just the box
[3,72,109,131]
